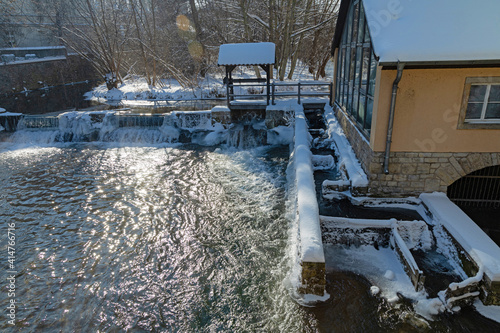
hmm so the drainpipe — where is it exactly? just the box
[383,62,405,174]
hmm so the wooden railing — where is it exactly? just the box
[227,80,333,106]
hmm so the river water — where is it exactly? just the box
[1,140,500,332]
[0,143,312,331]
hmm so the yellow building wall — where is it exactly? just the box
[372,67,500,153]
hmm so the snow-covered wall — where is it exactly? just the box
[324,105,368,189]
[294,105,325,263]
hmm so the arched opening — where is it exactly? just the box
[447,164,500,245]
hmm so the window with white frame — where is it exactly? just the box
[459,77,500,129]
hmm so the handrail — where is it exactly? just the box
[227,80,333,106]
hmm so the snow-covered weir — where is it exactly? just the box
[321,216,427,292]
[289,102,328,300]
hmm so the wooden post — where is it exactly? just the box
[298,82,301,104]
[272,82,275,105]
[329,82,333,106]
[226,67,230,107]
[265,65,270,105]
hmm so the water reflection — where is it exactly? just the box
[0,144,307,331]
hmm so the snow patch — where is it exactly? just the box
[312,154,335,171]
[267,126,294,145]
[370,286,380,296]
[384,270,395,281]
[218,42,276,66]
[474,299,500,323]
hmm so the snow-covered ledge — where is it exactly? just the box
[323,105,368,195]
[294,104,327,297]
[420,192,500,305]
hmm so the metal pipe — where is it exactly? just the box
[383,62,405,174]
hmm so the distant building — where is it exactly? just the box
[1,1,71,47]
[331,0,500,208]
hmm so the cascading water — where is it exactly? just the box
[7,111,286,148]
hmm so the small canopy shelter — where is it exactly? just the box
[218,42,276,106]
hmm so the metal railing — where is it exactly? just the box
[227,80,333,106]
[448,165,500,208]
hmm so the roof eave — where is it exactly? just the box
[217,62,274,67]
[379,59,500,68]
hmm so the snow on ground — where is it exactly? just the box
[325,244,425,303]
[0,107,5,113]
[86,75,227,102]
[474,299,500,323]
[85,62,328,103]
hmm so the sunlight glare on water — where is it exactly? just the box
[0,144,314,332]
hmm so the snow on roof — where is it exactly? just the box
[217,42,275,66]
[362,0,500,64]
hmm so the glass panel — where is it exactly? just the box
[344,47,351,83]
[349,48,356,82]
[352,88,359,118]
[357,4,365,44]
[343,83,348,106]
[465,103,483,119]
[366,97,373,130]
[488,85,500,102]
[346,2,353,45]
[335,49,342,103]
[368,50,377,96]
[341,22,348,46]
[359,94,366,126]
[355,47,362,84]
[352,3,359,45]
[361,48,370,93]
[485,103,500,119]
[354,46,363,119]
[364,14,370,43]
[468,85,487,102]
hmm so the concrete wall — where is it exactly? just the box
[0,54,98,94]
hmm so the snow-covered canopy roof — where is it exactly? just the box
[218,42,275,66]
[333,0,500,65]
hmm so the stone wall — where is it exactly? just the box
[0,54,99,94]
[333,105,500,197]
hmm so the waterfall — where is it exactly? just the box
[6,110,294,148]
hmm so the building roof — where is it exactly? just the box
[217,42,275,66]
[333,0,500,65]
